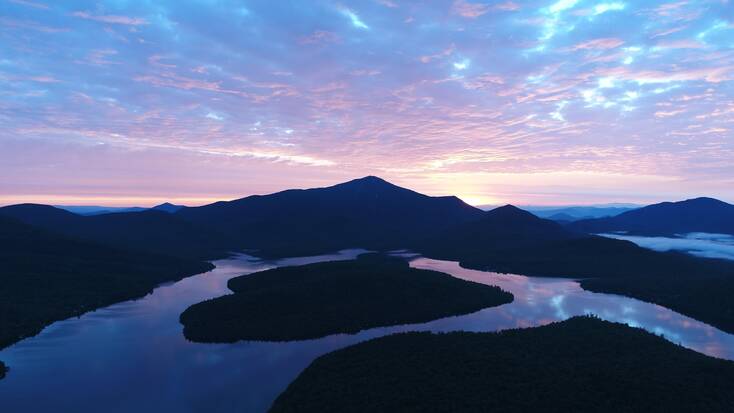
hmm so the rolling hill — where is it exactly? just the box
[569,197,734,236]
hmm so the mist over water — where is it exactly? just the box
[599,233,734,261]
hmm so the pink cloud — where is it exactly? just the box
[656,39,705,49]
[451,0,489,19]
[0,17,67,32]
[420,44,455,63]
[71,11,148,26]
[650,25,688,38]
[9,0,48,9]
[299,30,341,45]
[495,2,520,11]
[568,38,625,51]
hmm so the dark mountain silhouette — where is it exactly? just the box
[56,205,147,215]
[526,206,636,220]
[0,215,212,351]
[421,203,733,279]
[5,177,734,333]
[420,205,580,258]
[152,202,185,213]
[0,204,232,260]
[546,212,580,223]
[175,176,483,257]
[569,197,734,236]
[418,204,734,332]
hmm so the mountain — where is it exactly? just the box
[545,212,578,223]
[0,204,232,260]
[420,205,580,258]
[0,215,212,350]
[152,202,185,213]
[55,205,147,215]
[418,203,734,332]
[525,206,637,221]
[569,197,734,236]
[175,176,483,257]
[420,204,733,279]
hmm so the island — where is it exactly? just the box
[180,253,513,342]
[0,361,6,380]
[271,316,734,412]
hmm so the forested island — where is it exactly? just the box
[271,316,734,412]
[180,253,513,342]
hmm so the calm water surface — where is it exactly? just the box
[1,249,733,412]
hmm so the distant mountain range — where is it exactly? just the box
[0,204,231,260]
[57,202,184,216]
[569,197,734,236]
[2,177,734,334]
[529,206,638,222]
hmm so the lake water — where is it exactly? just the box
[1,250,733,412]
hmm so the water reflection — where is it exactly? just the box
[0,250,732,412]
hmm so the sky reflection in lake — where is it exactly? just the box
[0,250,732,412]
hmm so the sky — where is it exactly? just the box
[1,0,733,207]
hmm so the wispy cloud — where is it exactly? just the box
[71,11,148,26]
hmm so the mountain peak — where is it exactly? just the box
[349,175,391,185]
[487,204,536,219]
[334,176,402,191]
[152,202,185,213]
[679,197,730,207]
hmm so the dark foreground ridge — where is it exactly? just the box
[180,253,513,342]
[270,316,734,413]
[0,215,214,352]
[0,361,6,380]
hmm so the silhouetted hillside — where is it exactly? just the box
[0,216,213,351]
[419,204,734,332]
[420,204,732,278]
[527,205,636,220]
[152,202,185,213]
[176,176,483,257]
[271,316,734,412]
[569,197,734,236]
[0,204,232,260]
[180,253,512,342]
[0,360,6,380]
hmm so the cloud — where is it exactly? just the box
[339,7,369,29]
[451,0,490,18]
[71,11,148,26]
[568,38,625,51]
[9,0,49,9]
[420,44,455,63]
[299,30,341,45]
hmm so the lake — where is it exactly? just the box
[1,249,733,412]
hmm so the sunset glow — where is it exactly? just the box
[2,0,733,206]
